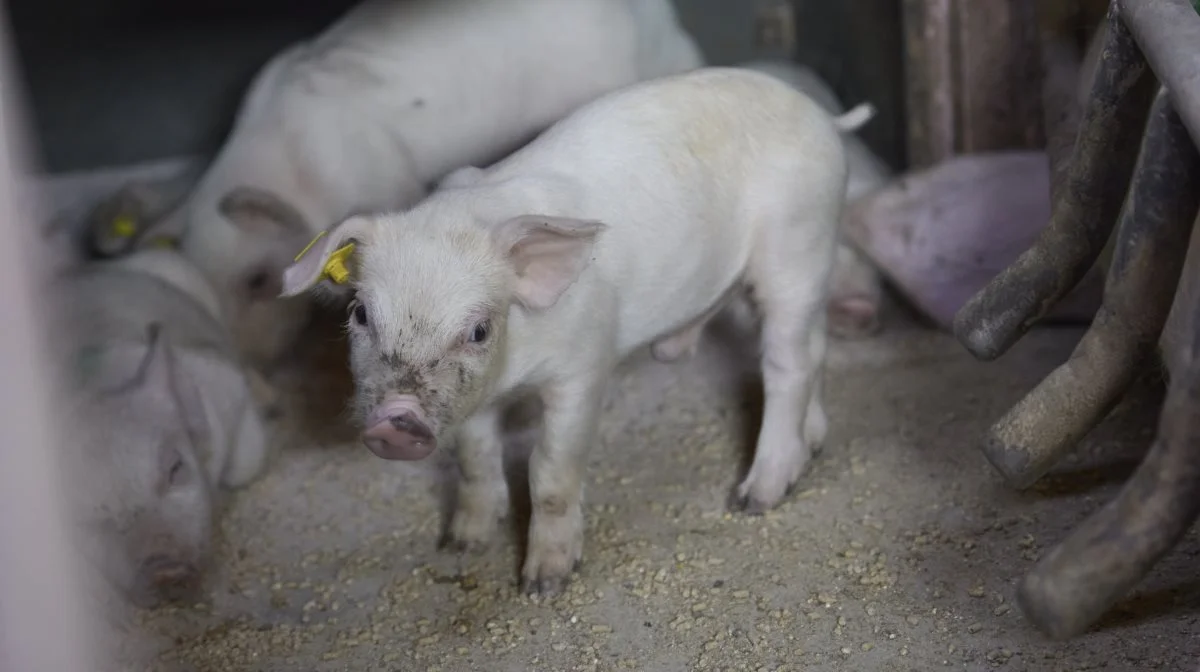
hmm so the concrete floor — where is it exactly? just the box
[111,297,1199,672]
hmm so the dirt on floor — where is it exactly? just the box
[111,297,1200,672]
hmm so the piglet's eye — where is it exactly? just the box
[469,320,490,344]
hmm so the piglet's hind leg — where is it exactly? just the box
[733,216,834,514]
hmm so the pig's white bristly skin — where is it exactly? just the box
[282,68,862,593]
[736,59,892,338]
[49,248,271,608]
[136,0,704,366]
[736,60,893,203]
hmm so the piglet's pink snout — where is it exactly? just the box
[362,396,437,461]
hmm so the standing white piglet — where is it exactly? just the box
[49,249,272,608]
[125,0,703,367]
[280,67,871,594]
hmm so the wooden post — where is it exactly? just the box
[902,0,1046,168]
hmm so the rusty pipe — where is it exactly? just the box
[953,0,1157,362]
[1017,274,1200,638]
[981,88,1200,489]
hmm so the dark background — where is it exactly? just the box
[5,0,907,174]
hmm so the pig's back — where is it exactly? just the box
[263,0,672,185]
[499,68,847,351]
[50,268,235,365]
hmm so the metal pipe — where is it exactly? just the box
[953,1,1157,362]
[1017,252,1200,638]
[1122,0,1200,149]
[982,88,1200,489]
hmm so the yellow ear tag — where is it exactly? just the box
[294,231,355,284]
[323,243,356,284]
[110,215,137,239]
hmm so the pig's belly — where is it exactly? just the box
[609,235,751,356]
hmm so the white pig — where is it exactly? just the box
[128,0,704,367]
[280,67,873,594]
[737,59,892,338]
[48,248,273,608]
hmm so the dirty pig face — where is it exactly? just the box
[278,210,607,461]
[346,228,513,461]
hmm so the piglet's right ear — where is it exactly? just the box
[279,215,377,297]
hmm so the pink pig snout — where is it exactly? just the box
[362,396,438,461]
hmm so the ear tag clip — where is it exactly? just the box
[323,244,356,284]
[148,236,180,249]
[110,214,138,239]
[295,230,355,285]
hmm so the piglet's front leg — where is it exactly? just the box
[522,378,606,596]
[444,405,509,553]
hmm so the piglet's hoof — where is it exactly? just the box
[727,488,769,516]
[727,483,807,516]
[437,536,477,555]
[437,531,493,556]
[521,558,582,597]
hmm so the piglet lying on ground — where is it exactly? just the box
[120,0,703,367]
[281,68,873,594]
[48,248,274,608]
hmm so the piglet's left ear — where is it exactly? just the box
[491,215,606,310]
[280,215,377,297]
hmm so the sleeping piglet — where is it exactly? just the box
[48,248,273,608]
[124,0,704,367]
[279,67,874,595]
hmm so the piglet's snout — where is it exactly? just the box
[363,396,438,461]
[139,554,200,604]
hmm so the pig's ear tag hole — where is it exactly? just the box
[295,230,356,285]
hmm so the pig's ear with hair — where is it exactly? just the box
[219,186,311,237]
[491,215,607,311]
[279,215,377,298]
[135,323,211,446]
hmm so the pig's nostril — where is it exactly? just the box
[389,413,434,439]
[142,555,199,592]
[362,407,438,461]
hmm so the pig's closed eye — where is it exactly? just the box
[469,320,490,344]
[167,456,185,486]
[348,299,368,327]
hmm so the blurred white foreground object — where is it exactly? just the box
[0,14,104,672]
